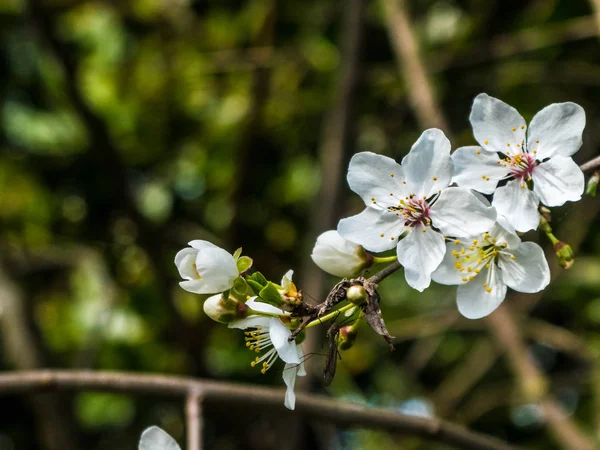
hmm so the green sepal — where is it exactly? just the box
[230,277,250,301]
[233,247,243,259]
[258,281,284,306]
[236,256,253,274]
[246,279,264,295]
[250,271,268,286]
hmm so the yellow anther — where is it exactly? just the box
[481,175,486,179]
[521,183,525,188]
[521,125,525,129]
[433,177,438,181]
[475,268,480,274]
[380,233,384,237]
[454,239,461,245]
[467,267,472,272]
[512,127,516,132]
[483,282,488,287]
[476,150,481,155]
[390,173,395,177]
[469,246,475,251]
[462,278,468,282]
[472,240,478,245]
[486,287,492,293]
[484,140,489,145]
[461,249,466,254]
[402,181,407,184]
[510,255,516,259]
[507,143,510,147]
[485,263,490,269]
[536,139,539,143]
[422,228,427,233]
[371,197,375,201]
[485,177,490,181]
[469,275,475,281]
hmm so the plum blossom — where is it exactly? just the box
[174,240,239,294]
[229,296,305,410]
[431,220,550,319]
[338,129,496,291]
[311,230,372,277]
[139,426,181,450]
[453,93,585,232]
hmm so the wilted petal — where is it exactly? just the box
[456,265,507,319]
[401,128,453,198]
[470,94,527,152]
[527,102,585,160]
[269,318,300,364]
[429,188,496,238]
[492,180,540,232]
[139,427,181,450]
[532,156,584,207]
[347,152,409,207]
[498,242,550,293]
[452,146,509,194]
[396,225,445,292]
[338,207,404,253]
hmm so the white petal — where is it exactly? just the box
[174,248,199,280]
[451,146,509,194]
[492,180,540,232]
[527,102,585,159]
[470,93,527,153]
[347,152,409,207]
[245,297,284,315]
[311,230,367,277]
[532,156,584,207]
[295,345,307,377]
[228,315,270,330]
[283,363,299,410]
[429,188,496,238]
[139,427,181,450]
[497,242,550,293]
[337,207,404,253]
[488,221,521,250]
[456,266,507,319]
[401,129,453,198]
[431,243,468,285]
[396,225,445,292]
[269,318,300,364]
[193,245,239,294]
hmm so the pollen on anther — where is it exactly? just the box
[521,183,525,188]
[485,177,490,181]
[390,173,395,177]
[380,233,384,237]
[476,150,481,155]
[485,263,490,269]
[484,140,489,145]
[536,140,540,143]
[475,268,480,274]
[481,175,486,179]
[462,277,468,282]
[390,193,393,196]
[454,239,460,245]
[486,287,492,293]
[433,177,437,181]
[512,127,516,132]
[521,125,525,129]
[507,143,511,147]
[510,255,516,259]
[422,228,427,233]
[402,181,407,184]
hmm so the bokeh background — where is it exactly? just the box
[2,0,600,449]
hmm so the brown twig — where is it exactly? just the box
[367,260,402,285]
[0,370,519,450]
[580,154,600,172]
[186,391,203,450]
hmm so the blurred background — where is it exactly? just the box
[1,0,600,449]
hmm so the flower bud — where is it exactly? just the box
[586,171,599,197]
[311,230,372,277]
[346,284,367,305]
[338,325,358,351]
[203,294,248,324]
[554,241,575,269]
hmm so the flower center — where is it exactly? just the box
[244,327,279,374]
[388,197,431,227]
[505,152,536,181]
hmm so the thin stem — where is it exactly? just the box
[0,370,520,450]
[368,260,402,285]
[305,303,356,329]
[580,155,600,172]
[372,256,399,264]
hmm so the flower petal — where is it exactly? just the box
[456,266,507,319]
[532,156,584,207]
[269,318,300,364]
[337,207,404,253]
[492,179,540,232]
[488,221,521,249]
[431,243,469,285]
[311,230,367,277]
[347,152,409,207]
[139,427,181,450]
[283,363,299,410]
[396,225,445,292]
[174,249,199,280]
[295,345,307,377]
[498,242,550,293]
[193,245,239,293]
[245,297,284,315]
[429,187,497,238]
[228,315,270,330]
[470,93,527,153]
[527,102,585,159]
[402,128,453,198]
[451,146,510,194]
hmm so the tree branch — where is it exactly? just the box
[580,154,600,172]
[186,391,203,450]
[0,370,519,450]
[367,260,401,285]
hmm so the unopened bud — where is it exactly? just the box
[554,241,575,269]
[311,230,373,277]
[338,325,358,350]
[586,172,599,196]
[203,294,247,324]
[346,284,367,305]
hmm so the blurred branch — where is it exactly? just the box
[0,370,519,450]
[186,391,203,450]
[381,0,449,134]
[580,155,600,172]
[589,0,600,36]
[0,264,79,450]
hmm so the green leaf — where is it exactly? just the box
[233,247,243,259]
[250,271,268,286]
[259,282,284,306]
[236,256,253,273]
[246,279,264,295]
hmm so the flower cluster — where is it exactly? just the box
[312,94,585,318]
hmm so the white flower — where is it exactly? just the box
[174,240,239,294]
[431,220,550,319]
[139,426,181,450]
[453,93,585,232]
[337,129,497,291]
[229,296,305,410]
[311,230,371,277]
